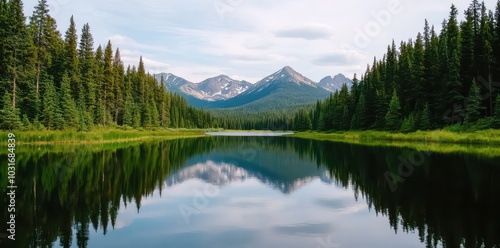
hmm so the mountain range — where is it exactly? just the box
[155,66,352,111]
[165,149,333,194]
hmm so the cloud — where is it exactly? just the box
[312,49,367,67]
[312,54,350,66]
[275,24,334,40]
[22,0,499,83]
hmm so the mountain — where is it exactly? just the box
[206,66,331,111]
[196,75,252,101]
[155,73,209,107]
[318,73,353,92]
[165,148,333,194]
[155,73,251,102]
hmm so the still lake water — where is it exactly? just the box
[1,135,500,248]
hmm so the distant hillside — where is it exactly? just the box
[318,74,353,92]
[156,67,353,112]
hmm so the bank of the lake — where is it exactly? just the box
[0,128,207,145]
[291,129,500,157]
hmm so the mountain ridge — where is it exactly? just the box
[156,66,351,111]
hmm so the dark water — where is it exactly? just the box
[1,136,500,248]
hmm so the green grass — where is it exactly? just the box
[292,129,500,144]
[0,128,206,144]
[291,129,500,157]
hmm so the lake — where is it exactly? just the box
[1,136,500,248]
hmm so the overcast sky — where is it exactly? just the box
[23,0,498,83]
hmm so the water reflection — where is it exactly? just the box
[0,137,499,247]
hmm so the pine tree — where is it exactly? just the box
[78,23,95,124]
[476,3,493,116]
[59,73,79,129]
[492,95,500,128]
[400,113,415,133]
[94,44,103,121]
[413,33,426,110]
[0,93,21,130]
[21,114,33,131]
[76,84,89,131]
[29,0,51,97]
[417,104,432,130]
[385,90,402,131]
[133,104,141,129]
[465,80,483,124]
[443,5,465,125]
[102,41,114,125]
[493,1,500,84]
[113,48,124,124]
[123,92,134,127]
[159,74,171,128]
[350,92,366,130]
[41,80,62,130]
[2,0,35,111]
[397,41,414,116]
[460,8,475,96]
[64,15,79,98]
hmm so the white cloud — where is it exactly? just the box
[22,0,498,83]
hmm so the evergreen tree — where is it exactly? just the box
[476,3,493,116]
[413,33,426,110]
[64,15,79,98]
[492,94,500,128]
[76,84,89,131]
[400,113,415,133]
[102,41,114,125]
[385,90,402,131]
[59,73,79,129]
[465,80,483,124]
[94,44,104,125]
[29,0,51,97]
[0,93,21,129]
[351,92,366,130]
[493,1,500,84]
[460,8,475,96]
[443,5,465,124]
[417,104,432,130]
[2,0,35,110]
[21,114,33,131]
[113,48,124,124]
[41,80,62,130]
[133,104,141,129]
[123,92,134,126]
[159,74,171,128]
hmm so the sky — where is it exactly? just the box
[23,0,498,83]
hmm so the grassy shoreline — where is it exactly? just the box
[291,129,500,145]
[0,128,207,145]
[291,130,500,157]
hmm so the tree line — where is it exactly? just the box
[292,0,500,132]
[0,0,214,131]
[2,0,500,132]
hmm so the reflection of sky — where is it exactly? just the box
[85,177,424,248]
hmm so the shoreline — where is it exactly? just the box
[0,129,207,145]
[290,130,500,157]
[290,129,500,145]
